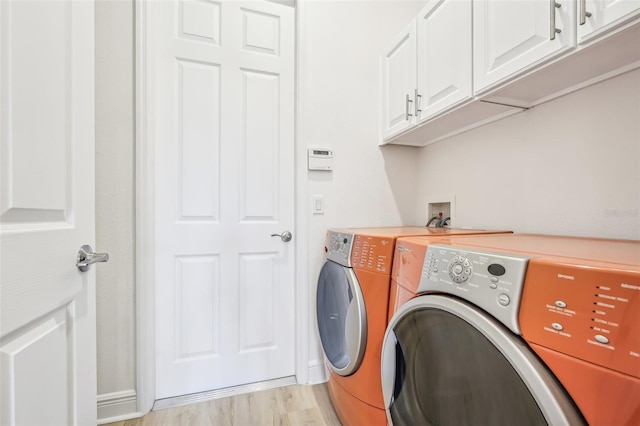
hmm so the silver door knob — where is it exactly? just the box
[76,245,110,272]
[271,231,292,242]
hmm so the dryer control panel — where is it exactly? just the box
[351,235,395,274]
[420,244,531,334]
[325,231,354,267]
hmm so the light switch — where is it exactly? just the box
[313,195,324,214]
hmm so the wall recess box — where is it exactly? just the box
[426,195,456,227]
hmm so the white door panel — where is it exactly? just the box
[381,20,417,141]
[474,0,575,93]
[416,0,472,120]
[578,0,640,43]
[1,0,96,424]
[154,0,295,399]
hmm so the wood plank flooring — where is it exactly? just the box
[104,384,342,426]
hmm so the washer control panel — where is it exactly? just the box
[419,244,531,334]
[520,259,640,379]
[325,231,354,267]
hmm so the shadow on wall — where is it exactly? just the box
[380,144,421,225]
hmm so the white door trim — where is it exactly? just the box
[135,0,156,413]
[294,0,310,387]
[134,0,309,414]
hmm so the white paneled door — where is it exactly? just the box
[154,0,295,399]
[0,0,97,425]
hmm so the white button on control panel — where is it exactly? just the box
[595,335,610,344]
[555,300,567,308]
[551,323,563,331]
[498,294,510,306]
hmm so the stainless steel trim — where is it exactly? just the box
[420,244,531,334]
[381,295,584,426]
[405,94,413,121]
[381,326,397,410]
[550,0,562,40]
[579,0,592,25]
[325,230,354,267]
[325,265,367,377]
[76,245,110,272]
[270,231,292,242]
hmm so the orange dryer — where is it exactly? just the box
[382,233,639,426]
[316,227,511,426]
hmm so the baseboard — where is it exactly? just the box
[307,360,328,385]
[152,376,298,411]
[97,389,141,424]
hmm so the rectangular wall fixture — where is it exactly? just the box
[426,194,455,227]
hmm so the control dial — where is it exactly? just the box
[448,255,472,283]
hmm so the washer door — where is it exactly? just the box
[381,296,584,426]
[316,260,367,376]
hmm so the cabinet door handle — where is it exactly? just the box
[550,0,562,40]
[579,0,592,25]
[405,94,413,120]
[414,89,422,116]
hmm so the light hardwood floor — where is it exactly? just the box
[104,384,342,426]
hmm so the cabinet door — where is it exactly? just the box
[381,19,417,142]
[416,0,472,121]
[474,0,575,93]
[578,0,640,43]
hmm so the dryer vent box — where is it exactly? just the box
[308,147,334,171]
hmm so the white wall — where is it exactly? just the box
[95,0,137,419]
[415,69,640,240]
[297,0,425,377]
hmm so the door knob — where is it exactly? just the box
[271,231,292,242]
[76,245,110,272]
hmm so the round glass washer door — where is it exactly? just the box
[316,260,367,376]
[381,295,584,426]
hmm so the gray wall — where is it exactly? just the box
[95,0,137,416]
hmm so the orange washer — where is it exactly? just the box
[316,227,511,426]
[386,233,640,425]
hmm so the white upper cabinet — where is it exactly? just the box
[577,0,640,43]
[381,0,477,144]
[416,0,472,121]
[381,19,417,140]
[380,0,640,146]
[474,0,576,93]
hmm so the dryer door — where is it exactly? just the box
[316,260,367,376]
[381,296,584,426]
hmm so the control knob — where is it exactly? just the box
[448,255,472,283]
